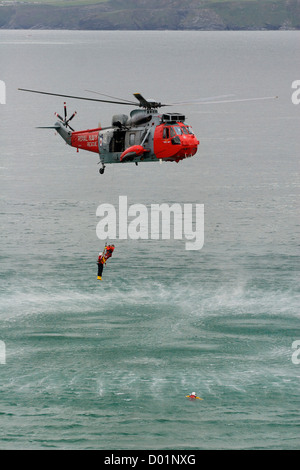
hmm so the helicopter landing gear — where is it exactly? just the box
[99,162,105,175]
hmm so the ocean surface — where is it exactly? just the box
[0,30,299,450]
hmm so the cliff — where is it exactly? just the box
[0,0,299,30]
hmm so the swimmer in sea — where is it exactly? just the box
[186,392,203,401]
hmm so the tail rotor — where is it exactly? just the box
[55,102,77,131]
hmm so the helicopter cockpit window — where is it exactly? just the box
[172,126,182,135]
[163,127,170,139]
[181,126,189,135]
[186,126,194,135]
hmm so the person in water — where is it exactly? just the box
[186,392,203,400]
[97,244,115,280]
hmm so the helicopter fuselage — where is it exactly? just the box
[18,87,277,174]
[56,108,199,173]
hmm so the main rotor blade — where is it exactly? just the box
[85,89,137,105]
[133,93,152,108]
[170,95,236,105]
[168,95,278,106]
[18,88,138,106]
[133,93,169,109]
[192,96,279,105]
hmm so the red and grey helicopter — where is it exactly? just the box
[18,89,200,175]
[18,88,277,175]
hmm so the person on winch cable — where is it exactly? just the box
[97,244,115,280]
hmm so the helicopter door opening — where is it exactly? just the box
[110,130,126,153]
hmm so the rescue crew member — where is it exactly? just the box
[105,244,115,260]
[186,392,202,400]
[97,244,115,280]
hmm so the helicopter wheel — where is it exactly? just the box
[99,162,106,174]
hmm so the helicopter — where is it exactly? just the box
[18,88,278,175]
[18,89,200,175]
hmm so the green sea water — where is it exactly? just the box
[0,30,299,450]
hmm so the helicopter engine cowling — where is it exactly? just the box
[126,113,152,127]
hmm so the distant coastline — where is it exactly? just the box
[0,0,299,30]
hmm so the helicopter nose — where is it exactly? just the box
[178,144,198,158]
[185,134,199,155]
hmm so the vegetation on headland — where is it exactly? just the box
[0,0,299,30]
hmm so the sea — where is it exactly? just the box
[0,30,299,451]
